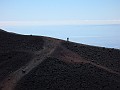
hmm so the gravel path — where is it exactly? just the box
[0,37,61,90]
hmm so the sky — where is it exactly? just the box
[0,0,120,22]
[0,0,120,48]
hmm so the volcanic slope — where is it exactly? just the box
[0,29,120,90]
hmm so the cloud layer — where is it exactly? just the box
[0,20,120,26]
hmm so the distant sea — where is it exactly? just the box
[1,24,120,49]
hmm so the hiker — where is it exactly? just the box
[67,38,69,41]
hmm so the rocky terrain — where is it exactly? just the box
[0,29,120,90]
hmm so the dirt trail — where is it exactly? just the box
[52,45,120,76]
[1,39,120,90]
[0,37,61,90]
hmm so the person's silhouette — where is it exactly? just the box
[67,38,69,41]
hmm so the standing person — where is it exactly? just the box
[67,37,69,41]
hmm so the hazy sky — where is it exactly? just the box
[0,0,120,24]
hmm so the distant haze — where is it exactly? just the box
[1,25,120,49]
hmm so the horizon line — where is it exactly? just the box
[0,20,120,26]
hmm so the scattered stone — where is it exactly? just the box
[22,70,26,74]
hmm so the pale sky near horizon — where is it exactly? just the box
[0,0,120,48]
[0,0,120,22]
